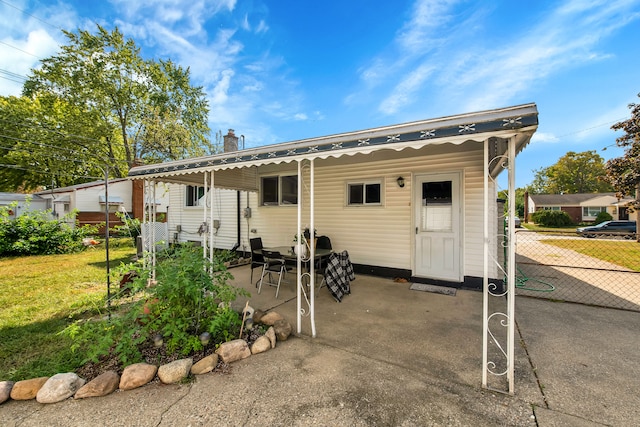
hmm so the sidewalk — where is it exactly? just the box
[1,265,638,426]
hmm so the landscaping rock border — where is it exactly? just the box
[0,311,291,405]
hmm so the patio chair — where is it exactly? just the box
[250,237,266,287]
[314,236,332,293]
[258,249,290,298]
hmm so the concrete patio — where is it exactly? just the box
[1,264,638,426]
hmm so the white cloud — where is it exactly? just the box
[293,113,307,121]
[379,64,435,115]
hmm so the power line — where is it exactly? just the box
[0,163,102,180]
[0,0,63,31]
[0,40,40,59]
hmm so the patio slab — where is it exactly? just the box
[0,264,637,425]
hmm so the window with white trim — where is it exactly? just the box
[347,180,382,206]
[582,206,606,217]
[186,186,205,207]
[261,175,298,205]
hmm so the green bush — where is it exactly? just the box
[530,209,574,227]
[111,211,141,246]
[64,244,249,366]
[0,202,98,256]
[594,211,613,224]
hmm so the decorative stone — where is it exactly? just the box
[10,377,49,400]
[250,336,272,355]
[215,339,251,363]
[74,371,120,399]
[259,311,284,326]
[265,326,277,349]
[36,373,86,404]
[0,381,14,404]
[252,309,265,324]
[191,354,219,375]
[158,358,193,384]
[274,319,292,341]
[119,363,158,390]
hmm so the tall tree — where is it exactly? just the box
[0,95,111,191]
[21,25,210,179]
[529,150,613,194]
[605,93,640,210]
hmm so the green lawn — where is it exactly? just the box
[0,243,136,381]
[541,239,640,272]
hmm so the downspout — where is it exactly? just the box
[232,190,241,253]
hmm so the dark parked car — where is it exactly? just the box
[576,220,636,238]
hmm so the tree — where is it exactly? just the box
[605,93,640,211]
[529,151,613,194]
[20,25,211,180]
[0,95,111,191]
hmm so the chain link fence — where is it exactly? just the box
[515,229,640,312]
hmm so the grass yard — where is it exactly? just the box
[0,242,136,381]
[541,239,640,272]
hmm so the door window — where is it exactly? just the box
[421,181,452,231]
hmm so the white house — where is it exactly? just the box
[34,179,170,230]
[0,192,49,218]
[133,105,538,289]
[128,104,539,393]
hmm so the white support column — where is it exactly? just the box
[507,136,517,394]
[150,180,157,281]
[202,172,208,261]
[209,171,215,265]
[482,139,489,389]
[296,160,303,334]
[309,158,316,338]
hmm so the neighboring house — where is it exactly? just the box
[129,104,539,289]
[34,179,170,230]
[527,193,636,224]
[0,192,49,218]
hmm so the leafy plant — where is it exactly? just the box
[112,211,141,245]
[0,201,98,256]
[64,244,249,366]
[530,210,574,227]
[594,211,613,224]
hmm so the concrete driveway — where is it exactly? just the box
[1,265,638,426]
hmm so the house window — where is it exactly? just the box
[542,206,561,211]
[261,175,298,205]
[347,180,382,206]
[186,186,206,207]
[583,206,606,217]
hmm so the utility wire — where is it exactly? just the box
[0,163,102,180]
[0,0,63,31]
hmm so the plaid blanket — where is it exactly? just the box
[324,250,355,302]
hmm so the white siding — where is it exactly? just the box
[244,143,497,280]
[167,184,245,251]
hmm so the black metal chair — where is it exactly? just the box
[314,236,332,294]
[258,249,289,298]
[249,237,266,286]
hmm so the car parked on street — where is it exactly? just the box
[576,220,636,238]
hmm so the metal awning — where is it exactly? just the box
[99,195,124,205]
[127,103,538,186]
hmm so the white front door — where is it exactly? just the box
[414,172,461,281]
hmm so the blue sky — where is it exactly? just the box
[1,0,639,188]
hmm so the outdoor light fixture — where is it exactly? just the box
[396,176,405,188]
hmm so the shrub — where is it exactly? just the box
[64,244,249,366]
[0,202,98,256]
[111,211,141,246]
[594,211,613,224]
[530,209,573,227]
